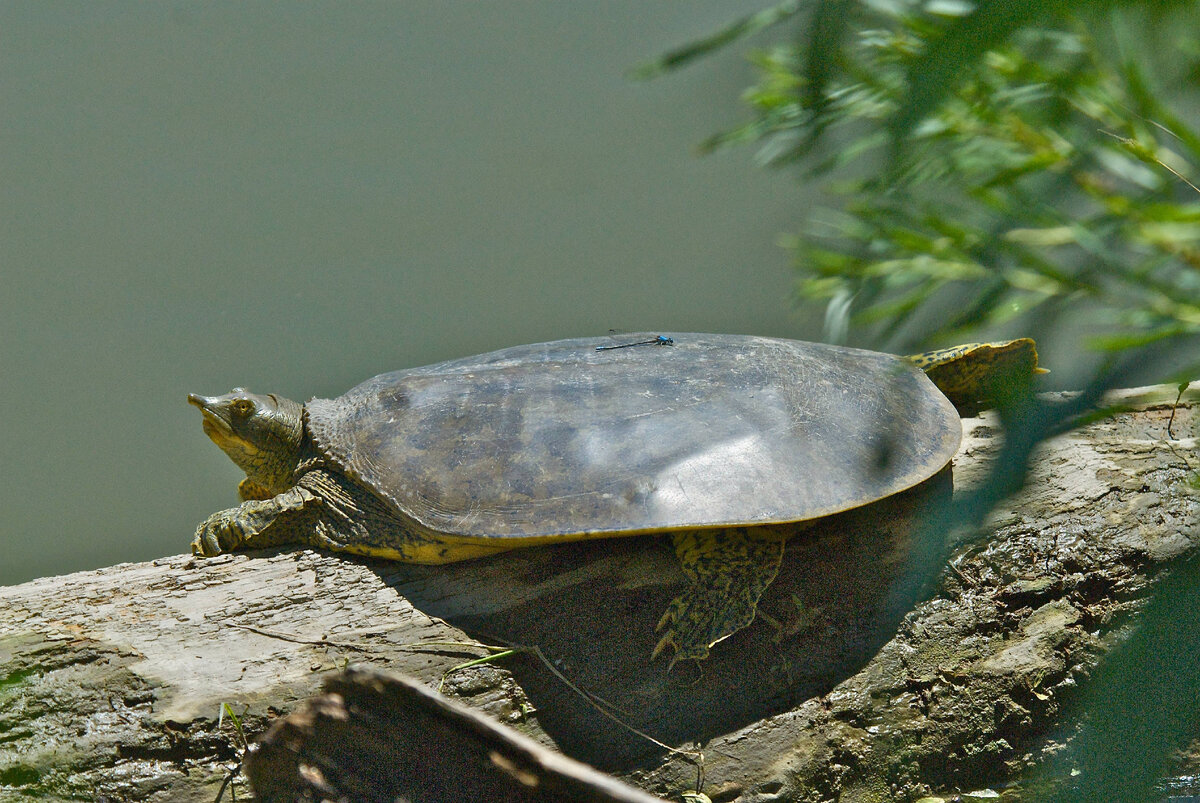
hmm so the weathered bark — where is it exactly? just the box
[0,385,1195,802]
[245,668,666,803]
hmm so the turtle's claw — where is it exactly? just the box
[651,632,683,670]
[652,630,708,671]
[191,510,243,557]
[652,592,720,668]
[651,608,682,664]
[191,525,222,557]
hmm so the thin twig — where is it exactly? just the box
[410,639,706,780]
[223,622,371,652]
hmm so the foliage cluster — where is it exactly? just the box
[646,0,1200,381]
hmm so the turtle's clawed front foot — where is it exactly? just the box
[653,587,756,669]
[191,486,318,558]
[191,509,247,557]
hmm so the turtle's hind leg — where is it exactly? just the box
[654,527,787,668]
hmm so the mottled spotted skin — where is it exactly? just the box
[654,528,788,666]
[908,339,1043,415]
[190,335,1041,666]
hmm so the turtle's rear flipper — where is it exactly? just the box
[653,528,786,668]
[908,338,1044,415]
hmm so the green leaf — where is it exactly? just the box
[1086,324,1187,351]
[632,0,803,79]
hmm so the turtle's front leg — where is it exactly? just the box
[653,527,787,668]
[192,485,321,557]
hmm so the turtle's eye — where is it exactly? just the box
[231,399,255,417]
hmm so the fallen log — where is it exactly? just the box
[0,385,1195,801]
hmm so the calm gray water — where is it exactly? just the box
[1,3,813,585]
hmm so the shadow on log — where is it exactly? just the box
[368,469,951,770]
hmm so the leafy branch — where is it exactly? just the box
[645,0,1200,382]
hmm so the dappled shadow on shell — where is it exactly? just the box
[366,467,952,772]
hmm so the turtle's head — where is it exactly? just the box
[188,389,305,496]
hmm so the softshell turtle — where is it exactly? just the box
[189,333,1041,664]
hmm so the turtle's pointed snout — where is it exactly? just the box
[188,393,226,416]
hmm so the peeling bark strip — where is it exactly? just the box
[0,385,1196,801]
[246,667,667,803]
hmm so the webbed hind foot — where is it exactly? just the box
[653,527,786,668]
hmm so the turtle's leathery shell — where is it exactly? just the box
[304,333,961,540]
